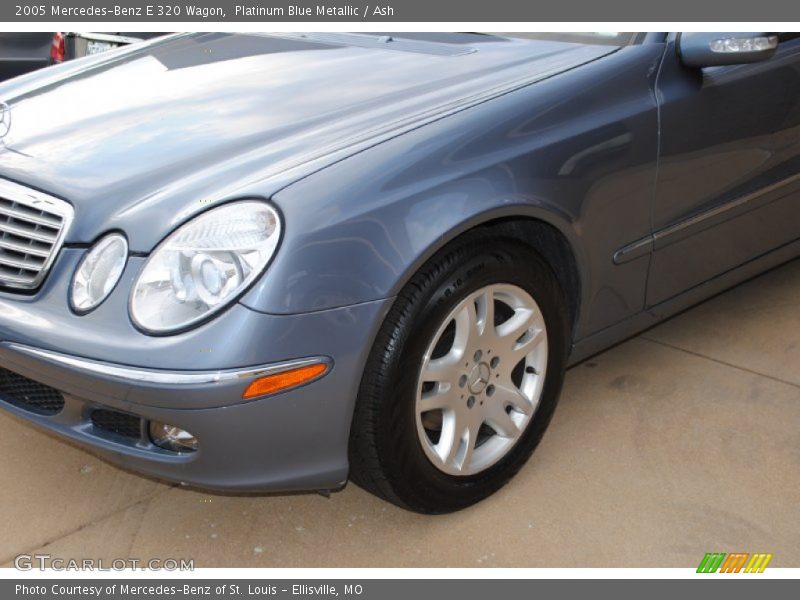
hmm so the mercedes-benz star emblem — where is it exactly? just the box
[0,102,11,140]
[467,362,491,395]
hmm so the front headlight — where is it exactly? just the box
[70,233,129,314]
[130,201,281,334]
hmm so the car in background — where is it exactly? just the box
[0,32,166,80]
[0,33,51,80]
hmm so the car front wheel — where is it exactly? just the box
[349,233,569,513]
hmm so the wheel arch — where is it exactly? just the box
[475,217,581,336]
[389,211,584,340]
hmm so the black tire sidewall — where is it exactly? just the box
[370,239,569,512]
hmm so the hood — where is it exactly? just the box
[0,32,614,249]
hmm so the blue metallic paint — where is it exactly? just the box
[648,35,800,305]
[249,42,665,342]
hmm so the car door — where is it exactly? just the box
[647,33,800,306]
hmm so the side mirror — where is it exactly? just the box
[677,33,778,68]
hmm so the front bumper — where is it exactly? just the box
[0,256,393,491]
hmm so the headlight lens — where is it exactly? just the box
[71,233,129,314]
[130,201,281,334]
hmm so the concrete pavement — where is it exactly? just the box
[1,259,798,568]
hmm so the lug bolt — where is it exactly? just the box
[490,357,500,368]
[458,374,467,388]
[467,396,476,409]
[473,350,482,362]
[486,385,495,397]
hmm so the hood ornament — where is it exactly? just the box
[0,102,11,141]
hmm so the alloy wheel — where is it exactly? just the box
[415,283,548,476]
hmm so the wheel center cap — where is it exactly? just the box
[467,362,491,394]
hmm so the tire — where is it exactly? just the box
[348,233,570,513]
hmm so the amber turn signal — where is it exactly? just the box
[242,362,329,400]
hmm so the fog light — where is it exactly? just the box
[149,422,198,453]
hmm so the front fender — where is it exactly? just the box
[241,131,584,315]
[240,43,663,343]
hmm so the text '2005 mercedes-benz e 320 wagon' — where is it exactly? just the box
[0,32,798,513]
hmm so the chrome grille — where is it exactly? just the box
[0,179,73,291]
